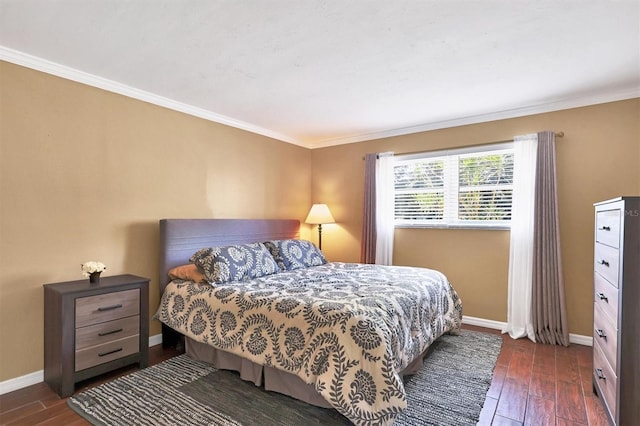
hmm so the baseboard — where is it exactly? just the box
[568,333,593,346]
[462,315,507,330]
[0,333,164,395]
[2,321,593,395]
[149,333,163,347]
[462,315,593,346]
[0,370,44,396]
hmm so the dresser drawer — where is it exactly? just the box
[593,303,618,370]
[75,289,140,327]
[594,273,619,328]
[75,316,140,350]
[593,340,617,420]
[75,334,139,371]
[594,243,619,287]
[596,209,621,248]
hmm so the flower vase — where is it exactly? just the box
[89,272,101,284]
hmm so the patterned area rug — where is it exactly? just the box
[68,330,502,425]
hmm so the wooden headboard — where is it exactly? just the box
[158,218,300,347]
[159,218,300,293]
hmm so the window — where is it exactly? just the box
[394,143,514,228]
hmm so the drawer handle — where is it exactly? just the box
[98,328,123,337]
[596,292,608,302]
[595,329,607,339]
[598,226,611,231]
[97,304,123,312]
[598,260,610,267]
[98,348,123,357]
[595,368,606,381]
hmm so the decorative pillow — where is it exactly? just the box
[263,239,326,271]
[168,264,206,283]
[190,242,280,284]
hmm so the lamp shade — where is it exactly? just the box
[305,204,335,224]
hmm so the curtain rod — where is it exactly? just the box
[362,131,564,160]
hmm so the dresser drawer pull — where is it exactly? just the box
[596,292,608,302]
[595,328,607,339]
[98,348,123,357]
[598,260,610,267]
[98,328,124,337]
[595,368,606,381]
[97,304,123,312]
[598,226,611,231]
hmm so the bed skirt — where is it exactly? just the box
[186,336,430,409]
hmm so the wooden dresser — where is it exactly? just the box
[44,274,149,397]
[592,197,639,425]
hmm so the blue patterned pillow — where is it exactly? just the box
[190,243,280,284]
[263,239,326,271]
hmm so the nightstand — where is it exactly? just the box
[43,274,149,397]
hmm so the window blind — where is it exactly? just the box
[394,143,514,228]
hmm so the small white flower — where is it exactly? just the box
[81,261,107,277]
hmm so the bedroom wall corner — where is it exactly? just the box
[310,98,640,338]
[0,60,312,383]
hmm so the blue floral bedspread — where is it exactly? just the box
[155,262,463,425]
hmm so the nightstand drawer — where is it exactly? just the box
[594,273,618,328]
[593,340,617,420]
[595,209,621,248]
[44,274,149,397]
[594,243,619,287]
[593,303,618,370]
[76,289,140,327]
[75,335,139,371]
[75,316,140,350]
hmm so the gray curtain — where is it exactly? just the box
[532,131,569,346]
[360,153,377,263]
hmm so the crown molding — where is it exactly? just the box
[3,45,637,151]
[307,87,640,149]
[0,46,304,147]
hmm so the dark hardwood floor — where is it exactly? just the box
[468,325,610,426]
[0,325,610,425]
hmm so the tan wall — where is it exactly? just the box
[1,58,638,384]
[0,61,311,381]
[312,99,640,338]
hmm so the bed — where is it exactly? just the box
[155,219,463,425]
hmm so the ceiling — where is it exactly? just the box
[1,1,638,149]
